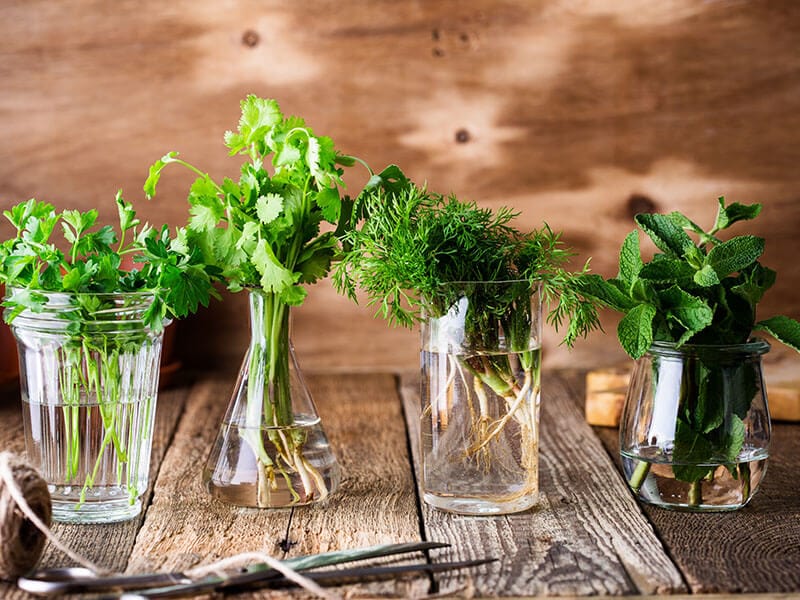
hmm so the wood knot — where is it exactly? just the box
[455,128,471,144]
[626,193,657,218]
[241,29,260,48]
[432,47,445,57]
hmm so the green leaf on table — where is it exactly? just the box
[755,315,800,352]
[617,302,656,359]
[706,235,764,279]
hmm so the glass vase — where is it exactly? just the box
[203,289,340,508]
[7,290,166,523]
[419,280,542,515]
[620,339,771,511]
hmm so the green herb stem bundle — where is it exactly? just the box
[145,96,359,505]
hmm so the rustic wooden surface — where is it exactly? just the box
[400,372,685,596]
[2,0,799,374]
[2,370,799,598]
[561,372,800,595]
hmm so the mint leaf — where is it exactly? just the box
[576,274,636,312]
[713,197,761,231]
[618,230,642,285]
[731,263,776,306]
[672,419,715,483]
[639,257,695,284]
[635,213,698,260]
[617,303,656,358]
[659,286,713,336]
[706,235,764,278]
[755,315,800,352]
[693,264,720,287]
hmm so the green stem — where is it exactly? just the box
[688,480,702,506]
[740,462,751,501]
[629,461,651,493]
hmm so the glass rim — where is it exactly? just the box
[4,287,157,300]
[649,337,771,357]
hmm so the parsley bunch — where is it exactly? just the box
[0,192,218,329]
[577,197,800,357]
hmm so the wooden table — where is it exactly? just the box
[1,370,798,598]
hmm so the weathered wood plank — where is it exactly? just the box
[0,383,189,598]
[576,369,800,596]
[124,378,294,575]
[401,370,686,596]
[126,373,430,599]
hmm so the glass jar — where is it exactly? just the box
[7,290,167,523]
[419,280,542,515]
[202,288,340,508]
[620,339,771,511]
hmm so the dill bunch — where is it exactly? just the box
[333,166,601,347]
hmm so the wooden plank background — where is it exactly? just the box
[1,0,799,375]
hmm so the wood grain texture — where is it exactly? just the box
[0,384,189,598]
[1,1,799,373]
[126,373,430,598]
[564,372,800,594]
[400,370,686,596]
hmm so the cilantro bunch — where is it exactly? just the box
[0,193,218,329]
[144,95,363,506]
[577,197,800,357]
[144,95,357,303]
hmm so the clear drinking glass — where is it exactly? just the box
[8,291,166,523]
[620,339,771,511]
[419,280,542,515]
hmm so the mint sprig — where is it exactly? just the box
[579,197,800,358]
[581,197,800,504]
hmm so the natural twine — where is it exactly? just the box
[0,451,338,598]
[0,451,55,579]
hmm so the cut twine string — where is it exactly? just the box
[0,452,339,599]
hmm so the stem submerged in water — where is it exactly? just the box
[240,290,329,507]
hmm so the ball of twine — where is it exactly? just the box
[0,451,51,580]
